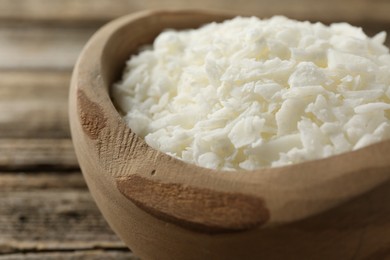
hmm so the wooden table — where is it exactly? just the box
[0,1,389,259]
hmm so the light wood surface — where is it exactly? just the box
[0,139,77,170]
[0,71,70,138]
[0,172,138,259]
[0,2,132,258]
[0,25,95,70]
[1,1,390,259]
[1,0,390,25]
[70,10,390,259]
[0,251,136,260]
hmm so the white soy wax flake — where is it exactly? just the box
[113,16,390,170]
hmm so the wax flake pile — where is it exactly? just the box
[113,16,390,170]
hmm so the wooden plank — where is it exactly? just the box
[0,0,390,25]
[0,250,139,260]
[0,173,136,258]
[0,172,86,191]
[0,25,95,70]
[0,139,78,170]
[0,71,70,138]
[0,190,126,253]
[0,71,70,98]
[0,100,69,138]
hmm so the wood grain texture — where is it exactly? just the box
[1,0,390,25]
[0,173,134,257]
[117,175,270,233]
[0,25,95,70]
[77,90,107,140]
[0,172,137,257]
[0,71,70,97]
[0,251,138,260]
[0,100,68,138]
[0,71,71,138]
[1,1,389,259]
[0,139,78,170]
[0,172,86,191]
[0,2,136,258]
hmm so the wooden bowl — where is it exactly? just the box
[69,10,390,259]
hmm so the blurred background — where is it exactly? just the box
[0,0,389,259]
